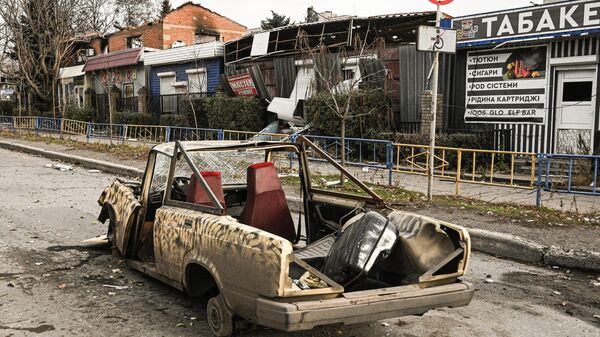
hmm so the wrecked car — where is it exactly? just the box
[96,136,473,336]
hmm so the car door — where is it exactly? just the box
[98,180,142,257]
[154,207,200,283]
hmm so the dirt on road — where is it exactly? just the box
[0,148,599,337]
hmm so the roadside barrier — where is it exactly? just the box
[222,129,286,141]
[537,153,600,207]
[2,115,595,206]
[392,143,537,195]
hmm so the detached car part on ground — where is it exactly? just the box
[96,136,473,336]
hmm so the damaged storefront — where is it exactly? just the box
[451,0,600,154]
[223,12,456,134]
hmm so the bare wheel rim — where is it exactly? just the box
[209,305,221,329]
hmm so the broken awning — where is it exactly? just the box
[83,48,143,72]
[59,65,85,79]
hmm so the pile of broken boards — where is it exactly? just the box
[293,211,463,291]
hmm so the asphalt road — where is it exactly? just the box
[0,148,599,337]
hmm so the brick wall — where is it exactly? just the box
[104,3,246,52]
[163,3,247,45]
[108,24,164,52]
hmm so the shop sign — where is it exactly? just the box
[455,0,600,43]
[465,47,547,124]
[227,73,258,97]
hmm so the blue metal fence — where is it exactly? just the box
[3,115,600,205]
[0,116,13,131]
[87,123,127,143]
[536,153,600,207]
[36,117,62,134]
[168,126,222,142]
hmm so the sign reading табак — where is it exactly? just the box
[465,47,547,124]
[454,0,600,43]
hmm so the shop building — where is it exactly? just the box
[450,0,600,154]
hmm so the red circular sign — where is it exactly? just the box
[429,0,453,5]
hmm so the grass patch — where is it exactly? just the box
[281,171,600,227]
[0,130,149,161]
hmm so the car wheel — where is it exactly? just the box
[207,294,234,337]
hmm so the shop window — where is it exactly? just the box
[127,36,143,48]
[186,68,207,93]
[158,72,176,95]
[563,81,593,102]
[123,84,135,98]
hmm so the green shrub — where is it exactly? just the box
[180,97,209,128]
[305,90,393,139]
[113,111,154,125]
[204,96,265,131]
[63,105,96,122]
[0,101,16,116]
[160,114,190,127]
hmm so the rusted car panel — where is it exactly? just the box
[97,181,140,256]
[154,206,293,297]
[96,138,474,336]
[256,281,474,331]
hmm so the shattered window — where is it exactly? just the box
[150,153,171,193]
[174,149,267,185]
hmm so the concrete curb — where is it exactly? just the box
[2,140,599,272]
[467,228,546,263]
[0,141,144,178]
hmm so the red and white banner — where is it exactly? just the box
[227,73,258,97]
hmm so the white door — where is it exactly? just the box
[555,68,597,154]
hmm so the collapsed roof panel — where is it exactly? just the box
[225,12,439,64]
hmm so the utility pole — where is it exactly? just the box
[427,4,442,202]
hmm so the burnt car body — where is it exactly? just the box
[97,137,473,336]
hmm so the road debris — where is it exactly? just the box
[7,282,15,287]
[87,169,101,173]
[102,284,129,290]
[58,283,67,289]
[34,262,44,266]
[381,322,390,327]
[552,291,562,296]
[45,163,73,172]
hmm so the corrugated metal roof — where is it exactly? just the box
[143,42,225,66]
[83,48,143,72]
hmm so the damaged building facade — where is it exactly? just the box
[449,0,600,154]
[223,12,456,134]
[74,2,246,121]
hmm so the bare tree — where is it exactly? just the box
[0,0,87,116]
[299,32,389,169]
[115,0,157,27]
[82,0,117,35]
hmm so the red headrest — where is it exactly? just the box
[201,171,221,177]
[250,162,274,170]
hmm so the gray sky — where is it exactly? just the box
[172,0,541,28]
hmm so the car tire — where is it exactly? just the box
[207,294,234,337]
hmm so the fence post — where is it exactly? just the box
[536,154,544,208]
[165,126,171,143]
[386,142,394,186]
[122,125,128,144]
[217,129,224,141]
[86,123,92,143]
[455,149,462,196]
[35,117,40,136]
